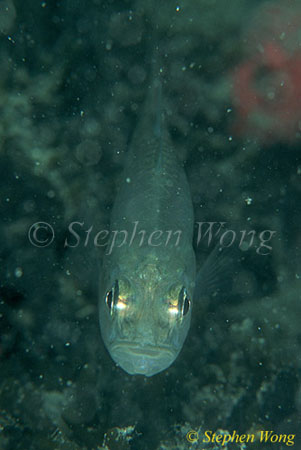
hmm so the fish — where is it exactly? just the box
[98,62,196,377]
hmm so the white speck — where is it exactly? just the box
[47,190,55,199]
[126,177,131,183]
[176,6,180,11]
[65,342,71,347]
[41,1,46,7]
[207,126,214,134]
[245,197,253,205]
[228,136,233,141]
[227,108,232,113]
[15,267,23,278]
[80,110,84,117]
[106,40,113,51]
[5,198,10,202]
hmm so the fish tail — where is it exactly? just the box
[147,41,166,170]
[130,29,169,171]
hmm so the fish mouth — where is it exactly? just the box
[110,342,176,377]
[117,342,172,355]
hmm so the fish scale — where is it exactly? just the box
[110,80,194,235]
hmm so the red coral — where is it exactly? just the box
[231,2,301,145]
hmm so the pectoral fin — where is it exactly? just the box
[194,243,243,301]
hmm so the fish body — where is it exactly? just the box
[99,75,196,376]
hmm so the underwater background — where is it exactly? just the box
[0,0,300,449]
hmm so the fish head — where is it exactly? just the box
[99,263,194,376]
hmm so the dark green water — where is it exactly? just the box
[0,1,300,449]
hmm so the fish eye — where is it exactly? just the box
[179,287,190,317]
[105,279,132,316]
[105,280,119,315]
[167,285,191,320]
